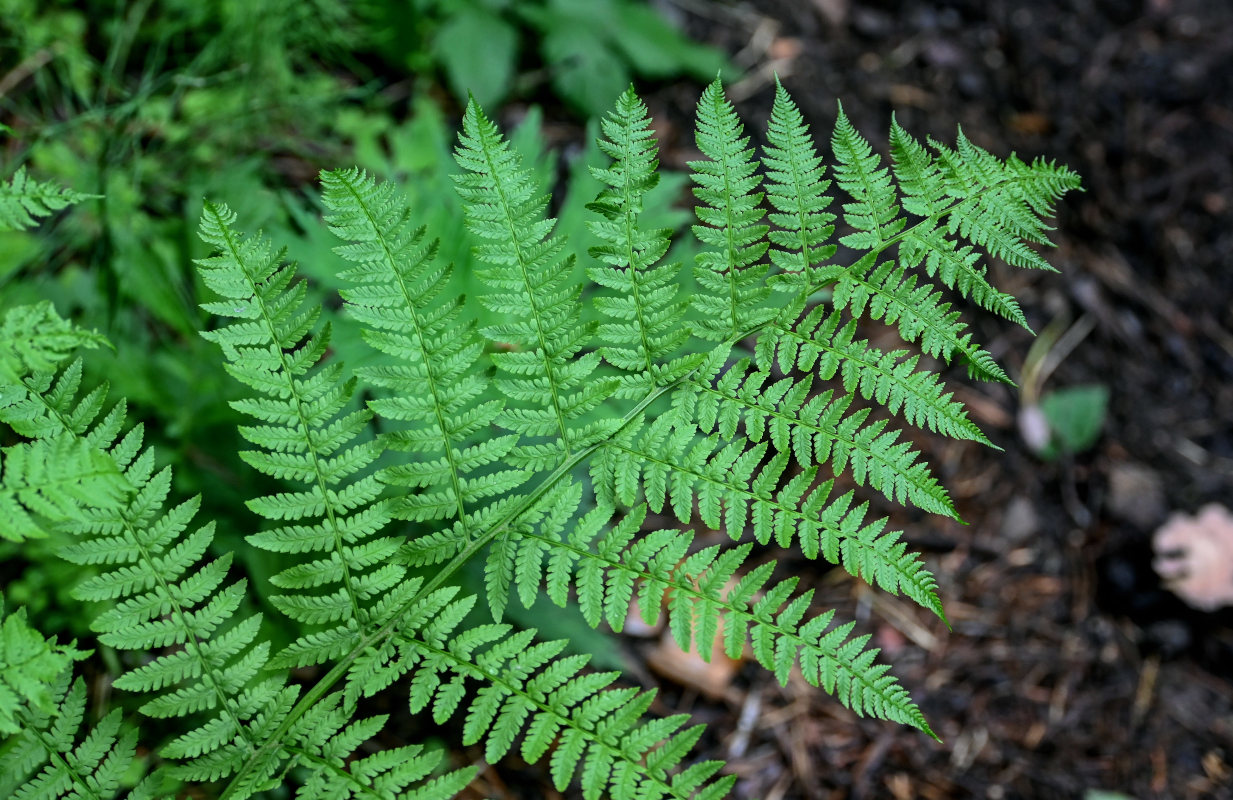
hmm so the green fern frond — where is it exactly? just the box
[3,357,300,791]
[514,504,937,737]
[689,78,772,340]
[0,435,131,542]
[348,587,735,800]
[453,98,618,471]
[762,78,838,296]
[593,414,945,619]
[0,302,110,384]
[320,167,527,532]
[196,201,397,670]
[0,605,90,737]
[759,303,992,446]
[0,673,159,800]
[831,103,906,251]
[289,692,478,800]
[676,348,957,517]
[587,86,693,396]
[0,167,98,233]
[834,257,1010,383]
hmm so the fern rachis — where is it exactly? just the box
[2,78,1079,799]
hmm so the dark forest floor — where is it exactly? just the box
[554,2,1233,798]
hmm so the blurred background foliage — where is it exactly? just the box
[0,0,728,665]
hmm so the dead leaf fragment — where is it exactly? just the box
[1152,503,1233,611]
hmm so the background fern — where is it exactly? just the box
[1,77,1079,800]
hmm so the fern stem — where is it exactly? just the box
[208,205,365,625]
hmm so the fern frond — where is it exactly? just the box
[196,201,398,670]
[320,167,527,533]
[348,587,735,800]
[288,692,478,800]
[831,103,906,251]
[688,78,772,341]
[675,347,957,517]
[587,86,693,396]
[759,303,991,446]
[3,357,300,792]
[0,435,131,542]
[0,605,90,737]
[0,673,160,800]
[0,302,109,384]
[515,504,937,737]
[834,257,1010,384]
[762,78,839,297]
[593,414,945,619]
[0,167,98,232]
[453,98,617,471]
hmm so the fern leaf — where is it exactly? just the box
[453,98,616,471]
[321,167,527,533]
[3,357,300,791]
[0,167,97,232]
[689,78,772,340]
[889,119,1031,328]
[761,79,838,297]
[289,693,479,800]
[759,304,991,445]
[830,103,905,250]
[587,86,691,396]
[0,435,131,542]
[677,353,958,517]
[834,257,1011,383]
[0,605,90,737]
[594,415,945,619]
[516,509,938,736]
[0,302,109,384]
[0,673,159,800]
[196,201,398,670]
[348,588,736,800]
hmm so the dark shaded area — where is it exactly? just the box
[589,2,1233,798]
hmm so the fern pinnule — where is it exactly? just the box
[453,98,618,471]
[689,78,772,341]
[320,167,526,533]
[587,86,694,395]
[196,201,401,671]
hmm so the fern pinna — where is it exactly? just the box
[1,77,1079,799]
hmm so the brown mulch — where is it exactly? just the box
[563,1,1233,798]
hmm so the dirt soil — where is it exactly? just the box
[569,1,1231,798]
